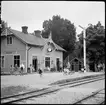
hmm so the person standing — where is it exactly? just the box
[10,65,14,75]
[14,64,18,75]
[20,63,25,75]
[38,67,43,77]
[81,67,84,72]
[29,64,33,73]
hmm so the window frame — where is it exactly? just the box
[14,55,20,67]
[7,36,13,45]
[45,57,50,68]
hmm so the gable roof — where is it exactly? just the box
[10,28,46,46]
[43,38,66,52]
[70,57,83,63]
[54,43,66,52]
[1,27,66,51]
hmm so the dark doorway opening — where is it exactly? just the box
[32,58,37,72]
[56,58,60,72]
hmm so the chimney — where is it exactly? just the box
[48,31,52,43]
[22,26,28,34]
[34,30,42,38]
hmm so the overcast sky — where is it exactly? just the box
[1,1,105,35]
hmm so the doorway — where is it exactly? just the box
[70,58,83,72]
[56,58,60,71]
[74,59,79,72]
[32,57,37,72]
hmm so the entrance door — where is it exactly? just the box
[32,58,37,72]
[74,59,79,72]
[56,58,60,71]
[74,63,79,72]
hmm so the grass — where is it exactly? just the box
[49,73,104,85]
[1,85,32,98]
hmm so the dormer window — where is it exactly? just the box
[7,36,13,44]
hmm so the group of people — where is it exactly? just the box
[10,63,25,75]
[63,62,73,75]
[97,63,105,72]
[10,63,43,77]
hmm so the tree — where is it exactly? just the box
[42,15,76,59]
[1,20,6,32]
[78,21,105,71]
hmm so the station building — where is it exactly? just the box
[1,26,66,73]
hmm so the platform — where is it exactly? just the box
[1,72,104,89]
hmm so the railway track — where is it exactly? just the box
[1,74,105,104]
[72,88,105,104]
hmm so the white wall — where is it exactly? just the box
[28,42,63,71]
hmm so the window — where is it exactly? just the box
[0,56,5,68]
[45,57,50,67]
[7,36,13,44]
[14,55,20,67]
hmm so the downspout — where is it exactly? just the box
[26,45,32,73]
[26,44,28,73]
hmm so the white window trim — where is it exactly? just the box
[13,54,21,67]
[0,55,5,68]
[45,56,51,68]
[31,54,38,63]
[7,36,13,45]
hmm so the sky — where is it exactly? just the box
[1,1,105,35]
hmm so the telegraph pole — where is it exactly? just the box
[79,25,86,71]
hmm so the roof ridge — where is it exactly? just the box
[2,27,66,51]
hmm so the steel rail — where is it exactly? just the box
[72,88,105,104]
[1,75,105,104]
[58,75,104,86]
[1,74,104,100]
[50,73,104,85]
[98,100,105,105]
[1,87,49,100]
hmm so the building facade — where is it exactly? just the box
[1,26,66,73]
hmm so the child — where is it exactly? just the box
[38,68,43,77]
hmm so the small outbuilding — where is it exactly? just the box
[70,57,83,72]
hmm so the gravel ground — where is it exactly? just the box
[1,85,33,98]
[1,72,104,99]
[1,72,104,88]
[14,79,105,104]
[14,88,94,104]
